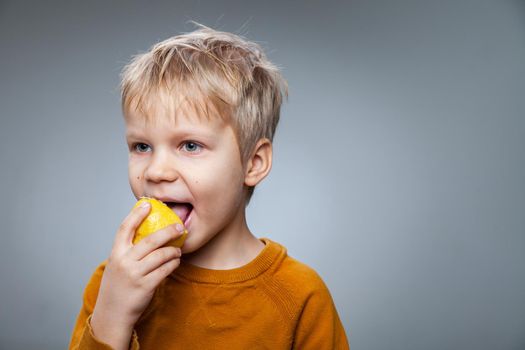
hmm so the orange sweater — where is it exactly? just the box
[69,238,350,349]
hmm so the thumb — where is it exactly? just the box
[114,201,150,253]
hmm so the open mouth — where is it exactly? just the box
[163,201,193,227]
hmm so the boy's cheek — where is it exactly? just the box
[129,184,141,199]
[128,172,143,196]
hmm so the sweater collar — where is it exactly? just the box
[170,238,286,284]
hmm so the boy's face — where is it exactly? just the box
[125,103,247,254]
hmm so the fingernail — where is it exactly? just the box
[140,202,150,209]
[175,223,184,232]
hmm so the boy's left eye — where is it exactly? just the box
[182,141,202,153]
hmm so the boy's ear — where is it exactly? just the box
[244,138,273,187]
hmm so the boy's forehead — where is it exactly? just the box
[124,115,225,140]
[124,92,229,131]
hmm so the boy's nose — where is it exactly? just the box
[144,150,179,183]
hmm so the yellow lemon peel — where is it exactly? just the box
[132,197,188,248]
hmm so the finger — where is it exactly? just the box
[114,201,151,250]
[137,246,181,276]
[143,257,180,286]
[129,223,185,261]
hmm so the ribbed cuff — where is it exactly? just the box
[79,314,140,350]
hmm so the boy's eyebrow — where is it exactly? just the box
[125,127,218,140]
[125,131,147,141]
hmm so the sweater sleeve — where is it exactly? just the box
[68,260,140,350]
[292,275,350,350]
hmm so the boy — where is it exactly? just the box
[69,23,349,349]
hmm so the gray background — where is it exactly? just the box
[1,0,524,349]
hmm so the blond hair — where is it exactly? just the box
[119,22,288,204]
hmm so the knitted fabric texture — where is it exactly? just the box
[69,238,349,349]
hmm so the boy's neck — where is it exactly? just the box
[181,210,265,270]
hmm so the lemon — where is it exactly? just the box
[132,197,188,248]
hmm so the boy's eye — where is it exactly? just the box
[182,141,202,153]
[133,143,151,153]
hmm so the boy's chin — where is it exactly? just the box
[179,236,201,255]
[179,234,214,256]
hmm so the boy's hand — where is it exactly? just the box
[90,202,183,348]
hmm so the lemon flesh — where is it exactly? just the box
[132,197,188,248]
